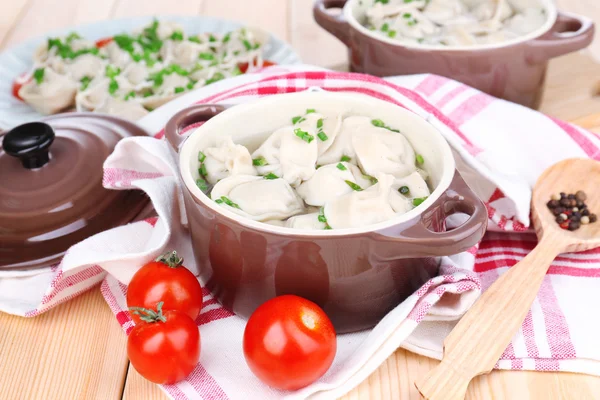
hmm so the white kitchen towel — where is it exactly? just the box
[2,65,600,400]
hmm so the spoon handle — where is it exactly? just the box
[415,234,562,400]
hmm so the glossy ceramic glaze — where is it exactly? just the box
[166,93,488,332]
[314,0,595,108]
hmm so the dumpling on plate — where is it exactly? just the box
[94,97,149,120]
[285,213,327,230]
[296,162,373,206]
[252,125,318,187]
[211,175,305,221]
[19,68,78,115]
[75,76,133,112]
[201,137,257,184]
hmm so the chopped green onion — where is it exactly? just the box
[198,151,206,163]
[340,155,351,162]
[219,196,240,209]
[324,225,333,230]
[189,36,201,44]
[403,13,412,19]
[416,154,424,165]
[381,23,389,32]
[371,119,385,128]
[264,173,279,180]
[316,165,322,169]
[186,81,195,90]
[292,116,305,124]
[33,68,45,84]
[242,39,252,51]
[105,65,121,79]
[375,0,389,3]
[222,32,231,43]
[199,52,215,61]
[199,163,207,177]
[80,76,92,90]
[215,198,224,204]
[336,163,347,171]
[317,118,324,129]
[65,32,82,43]
[108,79,119,95]
[124,91,136,100]
[364,174,378,184]
[412,196,428,207]
[206,72,225,85]
[209,34,217,42]
[345,180,363,191]
[196,178,208,191]
[317,131,328,141]
[399,186,410,195]
[388,30,397,38]
[318,207,327,223]
[170,31,184,41]
[294,128,314,143]
[252,157,268,166]
[306,109,316,114]
[174,86,185,94]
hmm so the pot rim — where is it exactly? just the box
[343,0,558,52]
[179,91,457,237]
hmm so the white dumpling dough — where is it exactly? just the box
[94,97,149,120]
[19,69,78,115]
[295,113,343,156]
[353,127,416,179]
[285,213,327,230]
[202,137,257,184]
[211,175,305,221]
[296,162,373,206]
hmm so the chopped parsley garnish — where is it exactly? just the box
[317,131,328,141]
[294,128,314,143]
[253,157,268,166]
[196,178,208,192]
[105,65,121,78]
[264,173,279,180]
[124,91,136,100]
[412,196,428,207]
[364,174,378,184]
[108,79,119,95]
[345,180,363,191]
[170,31,184,41]
[199,52,215,61]
[198,151,206,163]
[317,118,324,129]
[174,86,185,94]
[199,163,207,177]
[336,163,347,171]
[292,116,305,124]
[80,76,91,90]
[340,155,351,162]
[306,109,316,114]
[219,196,240,209]
[33,68,45,84]
[399,186,410,195]
[416,154,424,165]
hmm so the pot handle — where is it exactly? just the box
[164,104,228,153]
[371,171,488,257]
[313,0,351,47]
[529,11,594,60]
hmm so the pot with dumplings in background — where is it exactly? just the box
[314,0,594,109]
[165,91,487,333]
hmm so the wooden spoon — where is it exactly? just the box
[415,158,600,400]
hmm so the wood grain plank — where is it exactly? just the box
[201,0,289,42]
[112,0,204,17]
[0,0,30,47]
[289,0,347,69]
[0,289,129,400]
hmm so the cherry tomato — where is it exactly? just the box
[238,59,276,74]
[95,37,114,48]
[128,302,200,384]
[243,295,336,390]
[12,73,31,101]
[127,251,203,324]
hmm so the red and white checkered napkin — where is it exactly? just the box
[3,65,600,399]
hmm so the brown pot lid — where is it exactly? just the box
[0,113,150,270]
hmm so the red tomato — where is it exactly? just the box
[95,37,114,48]
[238,59,276,74]
[243,295,336,390]
[127,302,200,384]
[127,251,203,324]
[12,72,31,101]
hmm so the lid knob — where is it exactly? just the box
[3,122,55,169]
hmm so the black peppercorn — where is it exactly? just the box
[590,214,598,223]
[582,209,590,216]
[552,208,563,216]
[571,215,581,222]
[576,190,587,201]
[547,200,560,208]
[568,221,581,231]
[560,192,566,199]
[569,199,577,207]
[560,198,570,207]
[568,194,576,200]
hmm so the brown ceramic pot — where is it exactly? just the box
[165,92,488,332]
[314,0,594,109]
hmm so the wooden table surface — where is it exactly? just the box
[1,1,600,399]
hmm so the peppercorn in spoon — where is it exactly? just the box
[415,158,600,400]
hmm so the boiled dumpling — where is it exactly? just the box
[65,54,107,81]
[318,116,371,165]
[366,0,428,21]
[285,213,327,230]
[295,112,343,156]
[423,0,469,24]
[393,171,431,199]
[325,174,402,229]
[211,175,305,221]
[296,162,373,206]
[19,68,78,115]
[76,76,133,111]
[503,8,547,36]
[94,97,149,120]
[202,137,257,184]
[472,0,513,23]
[252,126,318,187]
[161,40,211,68]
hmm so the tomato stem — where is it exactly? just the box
[129,301,167,323]
[156,251,184,268]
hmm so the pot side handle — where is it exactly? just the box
[529,11,594,60]
[164,104,228,153]
[372,171,488,258]
[313,0,351,47]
